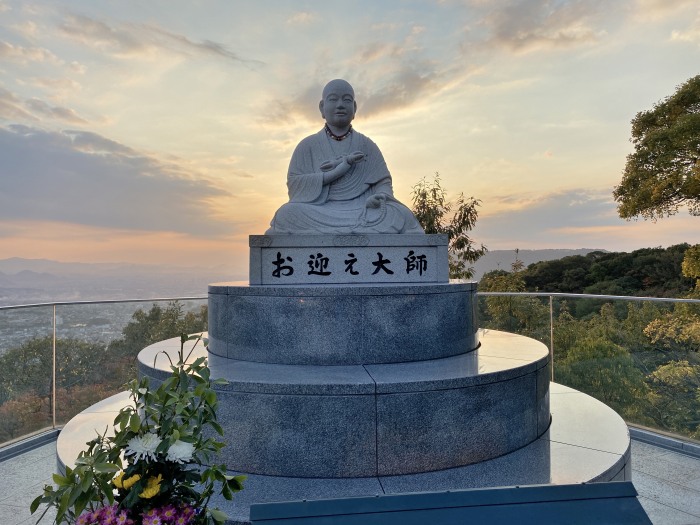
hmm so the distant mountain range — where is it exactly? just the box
[0,250,605,306]
[0,257,244,306]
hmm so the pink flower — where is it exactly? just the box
[143,515,163,525]
[76,512,94,525]
[115,510,131,525]
[160,504,177,522]
[101,504,118,524]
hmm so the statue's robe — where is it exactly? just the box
[266,129,423,234]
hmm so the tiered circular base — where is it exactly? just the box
[57,330,630,525]
[137,330,549,478]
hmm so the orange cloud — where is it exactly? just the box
[0,221,249,272]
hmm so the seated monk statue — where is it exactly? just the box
[266,79,424,235]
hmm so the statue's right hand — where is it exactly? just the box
[322,156,352,185]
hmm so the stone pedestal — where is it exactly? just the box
[208,282,477,365]
[137,328,549,478]
[249,234,449,285]
[56,233,632,524]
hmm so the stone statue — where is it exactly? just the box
[266,79,424,235]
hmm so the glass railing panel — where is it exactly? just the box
[479,292,699,442]
[53,299,208,428]
[2,294,697,446]
[0,305,55,443]
[477,294,552,349]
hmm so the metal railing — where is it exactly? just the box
[1,292,698,446]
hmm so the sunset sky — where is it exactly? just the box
[1,0,699,277]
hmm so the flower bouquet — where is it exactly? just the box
[32,334,245,525]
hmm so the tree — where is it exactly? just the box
[411,173,486,279]
[682,244,700,289]
[613,74,700,220]
[108,301,207,362]
[479,252,550,342]
[646,360,700,438]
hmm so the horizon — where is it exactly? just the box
[1,1,698,276]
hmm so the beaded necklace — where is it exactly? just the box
[325,124,353,141]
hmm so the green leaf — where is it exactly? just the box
[209,508,228,524]
[29,495,42,514]
[57,489,71,520]
[80,471,93,492]
[52,473,70,486]
[93,462,120,473]
[210,420,224,436]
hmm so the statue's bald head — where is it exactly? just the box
[322,79,354,100]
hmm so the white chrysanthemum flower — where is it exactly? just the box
[125,432,162,462]
[166,440,195,463]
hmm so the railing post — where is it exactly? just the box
[52,304,57,429]
[549,295,554,381]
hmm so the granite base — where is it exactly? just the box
[56,383,631,525]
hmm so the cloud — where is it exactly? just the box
[477,0,608,53]
[258,61,444,128]
[62,129,136,155]
[473,188,618,246]
[28,76,83,94]
[24,98,88,123]
[0,125,237,237]
[472,187,699,251]
[287,11,318,25]
[58,13,262,67]
[0,87,87,125]
[0,39,60,64]
[671,15,700,44]
[360,64,440,118]
[0,87,37,121]
[634,0,698,19]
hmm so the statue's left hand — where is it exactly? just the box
[366,194,387,209]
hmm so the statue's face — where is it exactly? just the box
[320,81,356,129]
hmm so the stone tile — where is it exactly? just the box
[224,294,365,364]
[380,438,553,493]
[210,472,383,525]
[207,356,375,395]
[634,469,700,518]
[478,329,550,362]
[214,390,376,477]
[633,440,672,460]
[633,450,700,487]
[548,387,630,456]
[536,359,551,435]
[638,496,700,525]
[365,349,545,394]
[547,441,626,484]
[376,373,539,475]
[362,287,477,361]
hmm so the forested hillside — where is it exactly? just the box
[518,244,692,298]
[479,243,700,440]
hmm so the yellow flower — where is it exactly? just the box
[139,474,163,499]
[113,472,141,490]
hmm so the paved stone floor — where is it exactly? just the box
[1,439,699,525]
